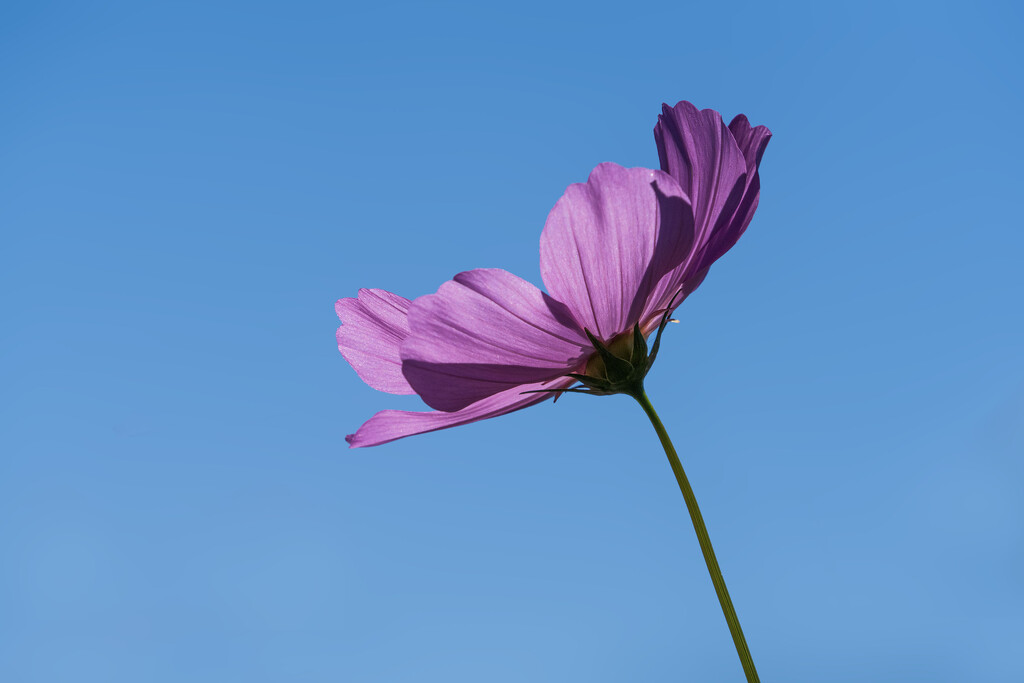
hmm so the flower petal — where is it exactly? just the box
[538,162,694,341]
[336,289,416,394]
[694,114,773,268]
[642,103,770,323]
[654,101,748,250]
[345,377,575,448]
[400,268,589,412]
[729,114,772,171]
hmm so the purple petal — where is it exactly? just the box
[336,289,416,395]
[729,114,771,171]
[538,162,694,341]
[400,268,589,412]
[694,114,772,267]
[346,377,575,448]
[645,102,770,321]
[655,101,748,255]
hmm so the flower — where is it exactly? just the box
[337,101,770,447]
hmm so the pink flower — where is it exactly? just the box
[337,102,770,447]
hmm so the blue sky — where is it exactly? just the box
[2,1,1022,681]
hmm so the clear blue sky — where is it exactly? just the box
[2,1,1022,681]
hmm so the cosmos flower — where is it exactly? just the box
[337,101,770,448]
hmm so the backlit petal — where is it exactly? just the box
[729,114,771,172]
[336,289,415,395]
[539,162,694,341]
[655,101,748,252]
[345,377,575,448]
[644,103,770,322]
[694,114,772,268]
[401,268,589,412]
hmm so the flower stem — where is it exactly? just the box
[632,390,761,683]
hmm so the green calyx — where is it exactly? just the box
[567,325,649,397]
[567,299,678,399]
[521,290,681,401]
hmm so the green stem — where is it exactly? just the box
[633,390,761,683]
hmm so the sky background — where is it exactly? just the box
[2,1,1022,681]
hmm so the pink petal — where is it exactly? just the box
[345,377,575,448]
[538,162,694,341]
[335,289,416,395]
[694,114,772,267]
[729,114,772,171]
[643,103,770,323]
[655,101,748,250]
[400,268,590,412]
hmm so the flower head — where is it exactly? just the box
[337,101,770,447]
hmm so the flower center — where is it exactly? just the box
[561,301,678,398]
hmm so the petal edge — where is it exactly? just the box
[336,289,416,395]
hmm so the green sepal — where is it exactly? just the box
[520,386,597,396]
[583,328,634,380]
[567,372,613,392]
[647,288,683,369]
[630,323,648,368]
